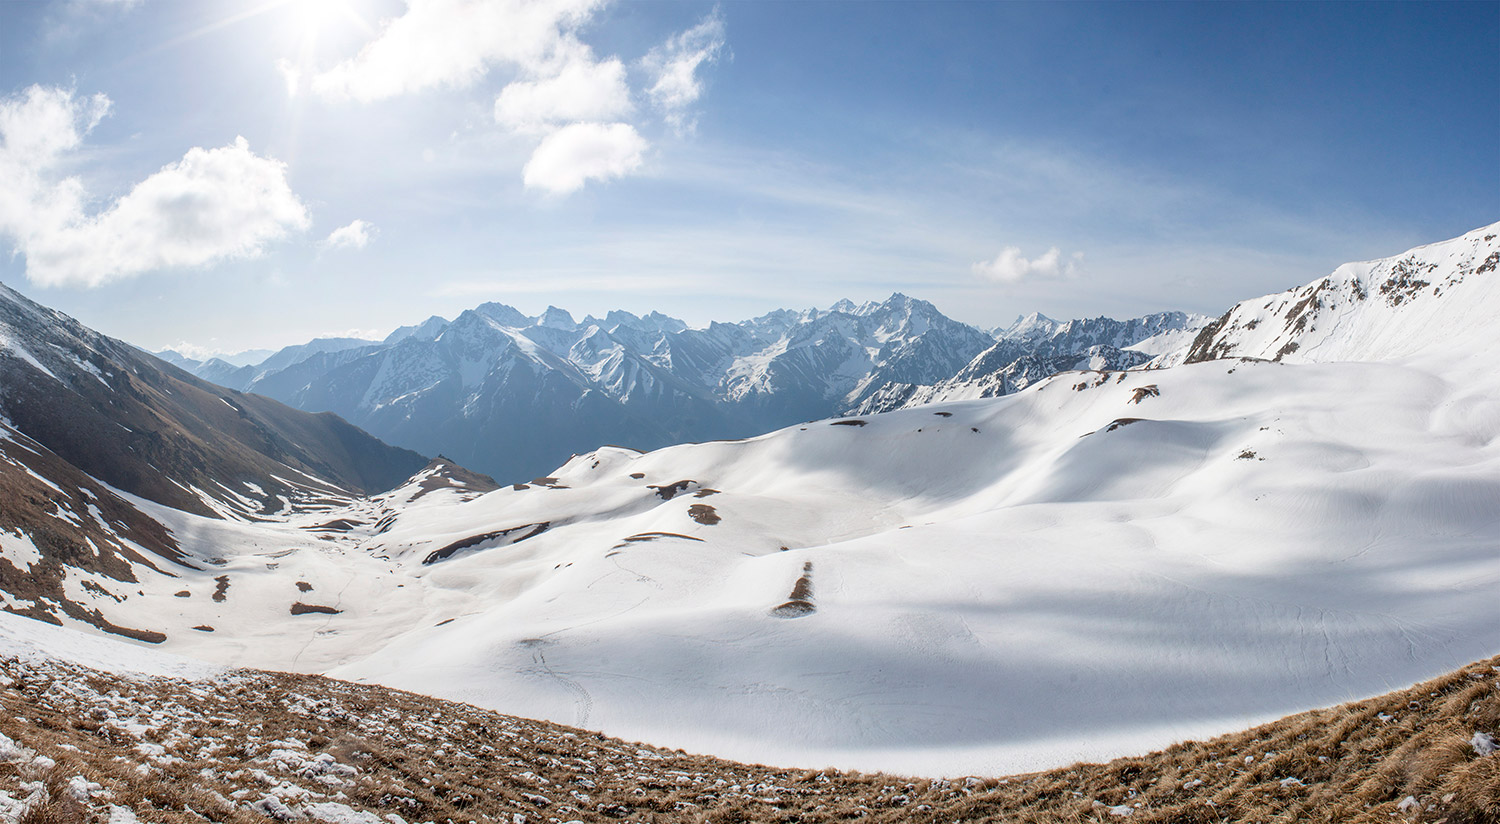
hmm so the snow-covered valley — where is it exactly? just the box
[1,223,1497,785]
[75,350,1499,777]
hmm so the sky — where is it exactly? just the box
[0,0,1496,357]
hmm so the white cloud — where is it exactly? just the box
[325,327,386,340]
[972,246,1083,284]
[494,51,632,133]
[308,0,729,195]
[522,122,646,194]
[642,13,726,134]
[0,85,309,288]
[311,0,604,102]
[324,219,375,250]
[158,341,220,361]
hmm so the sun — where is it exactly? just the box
[273,0,370,95]
[286,0,353,41]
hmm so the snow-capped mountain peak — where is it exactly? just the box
[997,311,1061,341]
[385,314,451,345]
[473,301,530,328]
[536,305,578,331]
[166,288,1204,482]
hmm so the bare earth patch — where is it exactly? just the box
[613,532,705,548]
[422,523,551,565]
[771,562,816,618]
[289,603,341,616]
[687,504,720,526]
[647,481,697,501]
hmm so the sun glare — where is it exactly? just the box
[287,0,349,40]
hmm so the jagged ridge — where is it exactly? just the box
[166,296,1200,482]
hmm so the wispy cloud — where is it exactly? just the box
[49,0,144,40]
[434,273,687,297]
[323,327,387,340]
[526,128,1399,327]
[642,12,726,135]
[324,219,375,251]
[0,85,309,288]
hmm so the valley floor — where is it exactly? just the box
[1,636,1496,824]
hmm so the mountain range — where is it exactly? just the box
[160,297,1208,481]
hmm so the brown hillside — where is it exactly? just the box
[0,640,1494,824]
[0,283,427,519]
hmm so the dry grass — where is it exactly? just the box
[1,651,1496,823]
[11,763,87,824]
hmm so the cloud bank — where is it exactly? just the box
[0,85,309,288]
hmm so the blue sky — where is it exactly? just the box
[0,0,1495,356]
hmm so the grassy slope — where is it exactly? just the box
[1,652,1495,824]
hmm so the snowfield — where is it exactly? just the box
[319,355,1500,775]
[7,223,1500,778]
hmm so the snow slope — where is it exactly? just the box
[1185,221,1500,367]
[309,354,1498,775]
[0,609,221,680]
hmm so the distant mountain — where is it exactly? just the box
[170,295,1203,482]
[852,310,1210,413]
[993,311,1062,342]
[165,338,383,394]
[152,347,275,371]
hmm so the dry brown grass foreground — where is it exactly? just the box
[1,650,1496,824]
